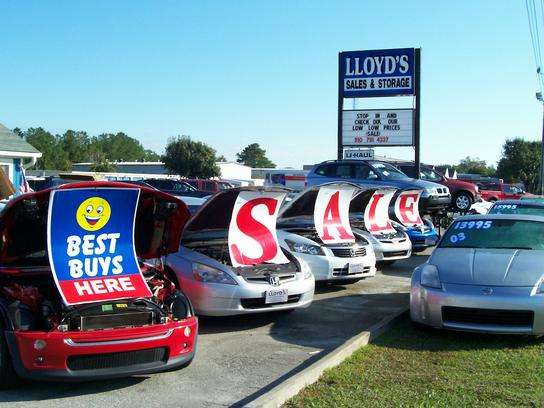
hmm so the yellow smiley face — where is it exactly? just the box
[76,197,111,231]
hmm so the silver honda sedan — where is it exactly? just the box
[411,214,544,334]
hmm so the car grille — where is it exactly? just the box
[330,246,367,258]
[383,251,409,258]
[241,295,301,309]
[67,347,168,371]
[332,266,372,276]
[442,306,534,327]
[244,274,297,284]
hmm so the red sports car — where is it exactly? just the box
[0,182,197,387]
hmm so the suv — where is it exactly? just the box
[143,178,211,198]
[306,160,451,214]
[184,179,233,193]
[478,182,527,202]
[395,163,479,212]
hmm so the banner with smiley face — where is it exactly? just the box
[47,188,152,305]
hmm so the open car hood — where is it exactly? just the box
[0,181,190,265]
[183,186,291,235]
[278,182,391,221]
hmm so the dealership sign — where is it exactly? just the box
[47,188,152,305]
[340,48,415,98]
[342,109,413,146]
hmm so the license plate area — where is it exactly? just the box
[265,289,289,304]
[349,263,365,274]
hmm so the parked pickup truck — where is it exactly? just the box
[477,182,527,202]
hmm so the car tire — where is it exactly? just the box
[0,322,21,389]
[453,191,473,212]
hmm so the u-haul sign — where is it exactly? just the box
[343,149,374,160]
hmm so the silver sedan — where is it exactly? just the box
[410,214,544,334]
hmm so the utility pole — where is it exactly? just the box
[537,92,544,195]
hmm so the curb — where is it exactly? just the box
[246,307,408,408]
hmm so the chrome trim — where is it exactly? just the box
[63,329,174,347]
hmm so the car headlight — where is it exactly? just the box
[420,264,441,289]
[285,239,325,256]
[192,262,238,285]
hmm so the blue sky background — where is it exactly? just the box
[0,1,540,168]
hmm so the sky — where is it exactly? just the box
[0,1,542,169]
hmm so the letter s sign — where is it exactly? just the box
[394,190,423,227]
[228,191,289,267]
[314,185,357,244]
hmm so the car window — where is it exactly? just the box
[218,182,231,190]
[489,203,544,216]
[186,180,198,189]
[333,164,352,178]
[420,168,443,182]
[203,181,215,191]
[314,164,330,176]
[440,219,544,250]
[353,164,377,179]
[370,162,410,180]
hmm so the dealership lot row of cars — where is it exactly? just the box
[0,170,443,387]
[1,159,540,388]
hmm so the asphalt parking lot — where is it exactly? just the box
[0,252,429,408]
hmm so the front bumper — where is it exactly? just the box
[293,250,376,282]
[410,278,544,334]
[421,194,451,213]
[6,318,198,381]
[407,232,439,252]
[181,275,315,316]
[372,239,412,262]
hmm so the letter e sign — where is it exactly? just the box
[394,190,423,226]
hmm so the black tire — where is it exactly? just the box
[0,322,21,389]
[452,191,473,212]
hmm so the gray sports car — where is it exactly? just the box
[410,214,544,334]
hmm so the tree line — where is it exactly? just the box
[439,139,542,193]
[15,127,277,177]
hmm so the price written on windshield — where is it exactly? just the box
[342,109,414,147]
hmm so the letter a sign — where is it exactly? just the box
[364,189,396,235]
[314,185,358,244]
[228,191,289,267]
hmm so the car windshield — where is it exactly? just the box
[371,162,410,180]
[420,168,443,181]
[489,203,544,216]
[440,219,544,250]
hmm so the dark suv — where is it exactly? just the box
[306,160,451,214]
[143,178,211,198]
[395,163,479,212]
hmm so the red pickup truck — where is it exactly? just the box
[478,183,526,202]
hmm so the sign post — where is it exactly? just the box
[337,48,421,178]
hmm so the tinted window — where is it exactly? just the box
[218,182,231,190]
[333,164,352,178]
[440,219,544,250]
[420,168,443,182]
[315,164,332,176]
[352,164,377,179]
[489,203,544,216]
[186,181,198,188]
[370,162,409,180]
[203,181,215,191]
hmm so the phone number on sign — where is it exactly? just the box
[354,136,389,143]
